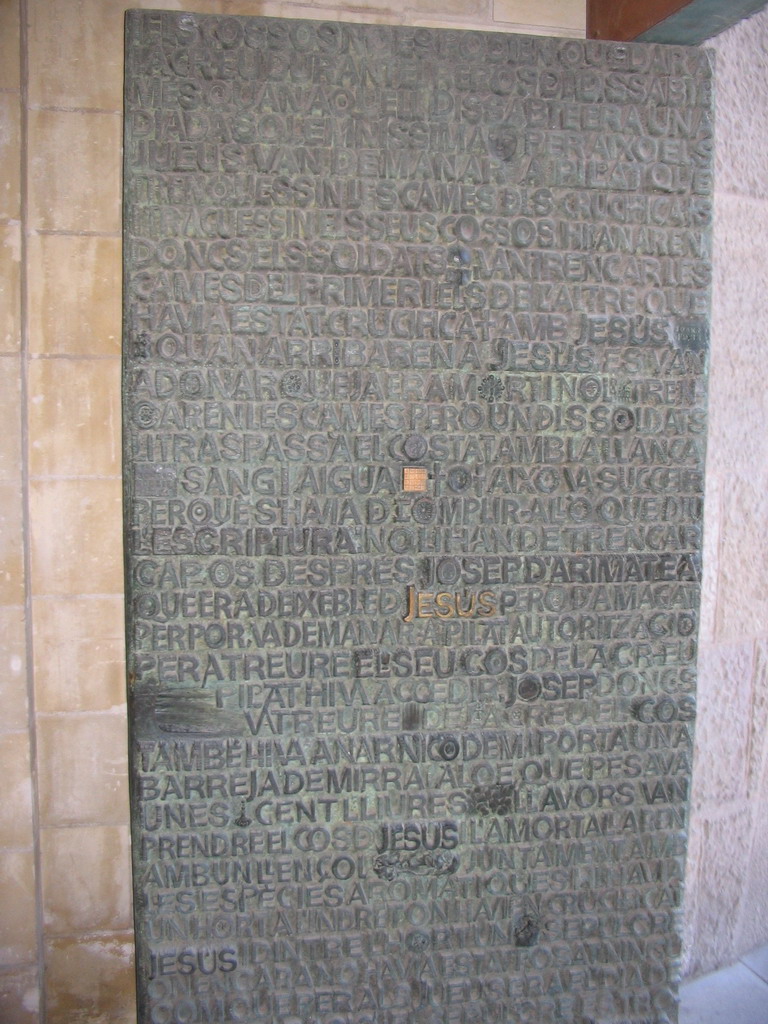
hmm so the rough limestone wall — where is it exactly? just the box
[682,4,768,979]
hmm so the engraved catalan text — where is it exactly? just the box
[123,14,713,1024]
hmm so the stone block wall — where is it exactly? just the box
[1,0,766,1019]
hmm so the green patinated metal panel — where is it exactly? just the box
[123,13,714,1024]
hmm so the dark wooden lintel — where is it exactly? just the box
[588,0,693,42]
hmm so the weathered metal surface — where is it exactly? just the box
[123,13,713,1024]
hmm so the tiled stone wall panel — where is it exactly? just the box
[41,825,133,935]
[0,478,25,605]
[0,6,33,1021]
[0,851,38,966]
[28,0,227,111]
[28,359,121,478]
[0,606,29,732]
[0,967,39,1024]
[0,1,21,92]
[0,360,22,480]
[0,733,34,849]
[44,933,136,1024]
[494,0,583,32]
[27,110,122,234]
[0,223,22,354]
[27,235,122,357]
[33,596,125,714]
[0,94,21,220]
[29,478,123,596]
[36,713,129,828]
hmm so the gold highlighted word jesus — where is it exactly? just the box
[403,585,498,622]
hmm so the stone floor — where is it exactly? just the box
[680,944,768,1023]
